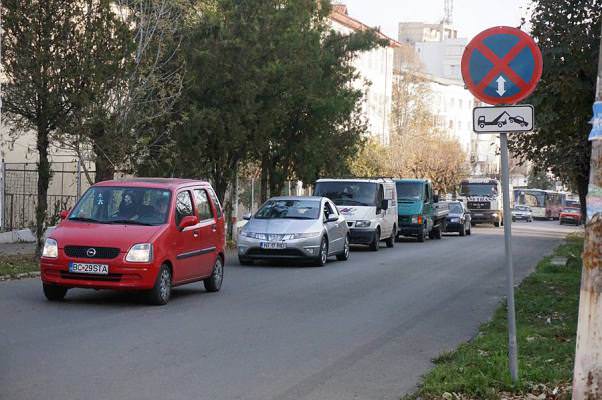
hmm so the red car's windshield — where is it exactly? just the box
[69,186,172,226]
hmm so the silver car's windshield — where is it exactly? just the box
[69,187,171,226]
[255,200,320,220]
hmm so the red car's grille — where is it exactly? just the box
[64,246,120,259]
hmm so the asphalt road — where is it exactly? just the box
[0,220,579,400]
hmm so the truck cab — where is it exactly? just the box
[394,179,448,242]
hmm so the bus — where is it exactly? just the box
[513,189,562,219]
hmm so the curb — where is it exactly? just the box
[0,271,40,281]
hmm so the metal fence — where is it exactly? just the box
[0,161,95,231]
[0,161,313,232]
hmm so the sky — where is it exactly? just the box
[339,0,533,41]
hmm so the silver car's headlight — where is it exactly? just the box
[355,220,371,228]
[42,238,58,258]
[125,243,153,263]
[239,232,267,240]
[450,218,460,223]
[284,232,321,240]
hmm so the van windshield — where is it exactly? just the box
[395,182,422,200]
[314,182,377,207]
[69,187,171,226]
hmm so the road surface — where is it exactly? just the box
[0,221,579,400]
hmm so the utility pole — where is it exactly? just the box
[572,20,602,400]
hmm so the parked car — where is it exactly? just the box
[559,207,582,225]
[237,196,350,266]
[395,179,448,242]
[313,178,397,251]
[40,178,226,305]
[443,201,472,236]
[512,205,533,222]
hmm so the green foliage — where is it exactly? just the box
[136,0,386,202]
[406,236,583,400]
[1,0,127,252]
[508,0,601,213]
[527,168,555,190]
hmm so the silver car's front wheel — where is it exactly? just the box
[315,237,328,267]
[337,235,350,261]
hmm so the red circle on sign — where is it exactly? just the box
[461,26,543,105]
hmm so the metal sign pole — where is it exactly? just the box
[499,132,519,382]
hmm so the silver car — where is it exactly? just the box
[237,196,350,266]
[512,205,533,222]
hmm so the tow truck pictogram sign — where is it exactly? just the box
[461,26,543,105]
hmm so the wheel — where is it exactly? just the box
[434,225,442,239]
[459,223,466,236]
[529,218,533,223]
[494,221,500,227]
[238,256,253,266]
[559,220,564,225]
[369,229,380,251]
[43,284,68,301]
[512,217,516,222]
[336,235,350,261]
[479,123,485,128]
[417,224,425,242]
[148,264,171,305]
[204,256,224,292]
[385,226,395,248]
[315,237,329,266]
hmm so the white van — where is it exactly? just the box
[313,178,397,251]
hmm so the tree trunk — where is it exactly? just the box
[573,141,602,399]
[35,128,51,257]
[577,173,588,222]
[260,155,269,203]
[92,127,115,183]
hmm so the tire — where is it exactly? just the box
[385,226,395,248]
[459,223,466,236]
[204,256,224,292]
[479,123,485,128]
[369,229,380,251]
[238,256,253,266]
[336,235,350,261]
[148,264,171,305]
[417,224,425,242]
[43,284,68,301]
[434,225,442,240]
[494,220,500,227]
[315,237,329,266]
[529,218,533,223]
[512,217,516,223]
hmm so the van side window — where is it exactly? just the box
[175,191,194,226]
[207,188,223,218]
[424,184,430,202]
[193,189,215,221]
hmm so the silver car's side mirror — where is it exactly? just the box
[326,214,338,223]
[243,213,252,221]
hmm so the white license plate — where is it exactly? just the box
[69,262,109,275]
[260,242,287,249]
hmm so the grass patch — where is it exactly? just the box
[406,234,583,400]
[0,253,40,278]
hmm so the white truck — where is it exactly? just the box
[459,178,509,227]
[313,178,398,251]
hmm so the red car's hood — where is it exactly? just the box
[51,221,167,251]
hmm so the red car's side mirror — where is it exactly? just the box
[59,210,70,220]
[178,215,199,230]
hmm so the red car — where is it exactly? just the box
[559,207,582,225]
[40,178,226,305]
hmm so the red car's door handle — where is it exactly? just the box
[193,231,199,238]
[211,224,217,232]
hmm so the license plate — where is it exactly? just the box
[474,213,483,217]
[260,242,287,249]
[69,262,109,275]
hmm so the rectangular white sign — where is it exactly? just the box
[473,105,534,133]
